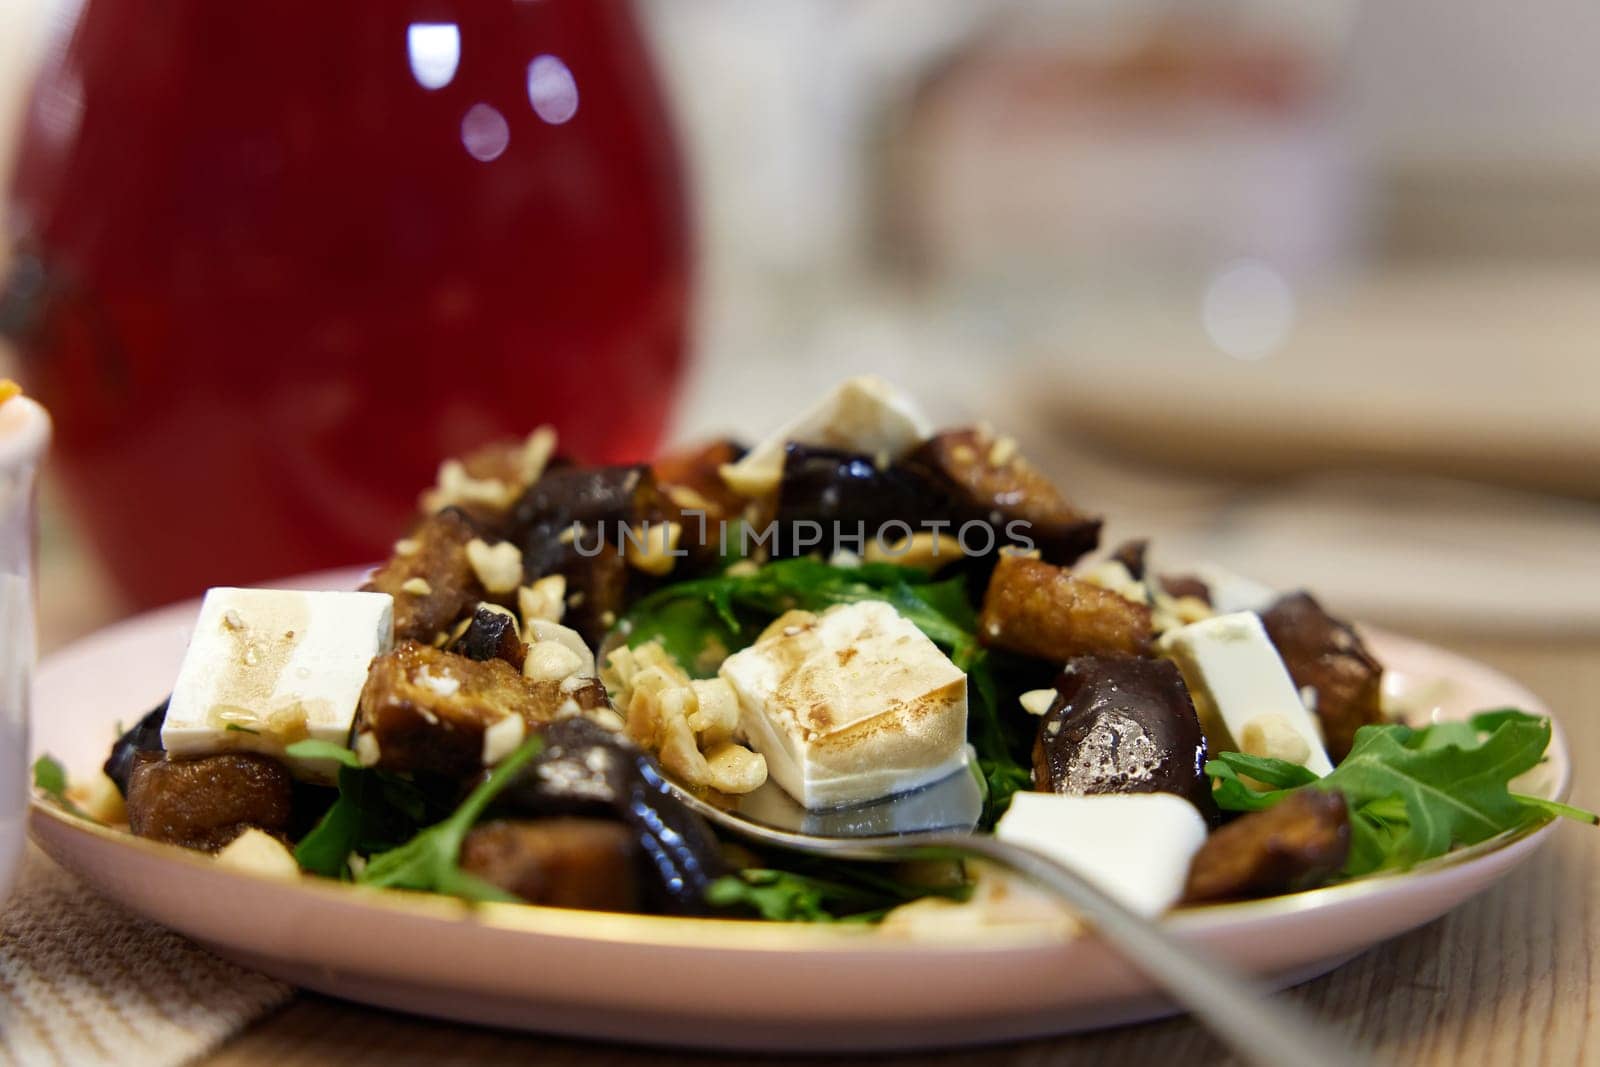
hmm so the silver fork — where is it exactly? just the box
[669,769,1364,1067]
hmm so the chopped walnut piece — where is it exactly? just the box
[603,640,766,794]
[518,575,566,625]
[466,538,524,595]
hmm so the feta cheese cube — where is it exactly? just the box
[162,588,395,781]
[1157,611,1334,776]
[719,376,931,498]
[718,601,967,809]
[1191,562,1277,615]
[996,791,1209,917]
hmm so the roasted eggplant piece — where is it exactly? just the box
[516,464,665,645]
[362,508,487,644]
[652,439,750,572]
[521,532,630,649]
[1032,655,1217,820]
[513,463,663,533]
[1260,592,1384,762]
[652,438,748,525]
[459,817,640,911]
[1158,574,1212,604]
[126,753,294,852]
[105,700,168,796]
[493,717,726,915]
[905,427,1101,565]
[352,641,602,779]
[978,554,1153,661]
[450,605,527,670]
[1183,789,1350,903]
[772,445,943,559]
[1109,539,1149,581]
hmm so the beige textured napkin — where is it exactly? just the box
[0,847,292,1067]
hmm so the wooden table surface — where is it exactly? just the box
[183,630,1597,1067]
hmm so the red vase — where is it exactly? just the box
[1,0,692,610]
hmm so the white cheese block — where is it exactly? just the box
[996,792,1208,918]
[1192,562,1278,616]
[162,587,395,781]
[1157,611,1334,776]
[718,600,967,809]
[719,376,932,498]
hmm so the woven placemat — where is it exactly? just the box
[0,847,293,1067]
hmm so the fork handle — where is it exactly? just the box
[928,833,1367,1067]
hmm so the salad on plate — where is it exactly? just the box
[35,377,1593,927]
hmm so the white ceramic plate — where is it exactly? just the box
[28,569,1572,1052]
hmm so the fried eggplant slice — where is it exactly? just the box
[1158,574,1212,604]
[450,605,527,670]
[514,463,663,533]
[352,641,604,779]
[1032,655,1217,820]
[105,699,169,796]
[493,717,726,915]
[905,427,1101,565]
[126,753,294,852]
[1182,789,1350,903]
[459,817,640,911]
[653,438,748,525]
[362,508,486,644]
[1260,592,1384,762]
[1109,539,1149,581]
[978,554,1153,660]
[653,439,751,571]
[516,465,664,645]
[772,445,943,559]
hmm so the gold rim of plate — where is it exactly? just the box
[30,618,1573,952]
[28,794,1565,953]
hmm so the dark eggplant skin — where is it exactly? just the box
[1109,539,1149,581]
[1032,656,1218,823]
[903,428,1101,566]
[1260,592,1384,763]
[1183,788,1350,902]
[105,700,168,796]
[491,717,727,915]
[512,464,660,534]
[513,465,663,647]
[450,605,527,670]
[771,445,944,559]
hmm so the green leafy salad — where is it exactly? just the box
[38,378,1596,925]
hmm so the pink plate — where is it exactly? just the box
[28,569,1573,1051]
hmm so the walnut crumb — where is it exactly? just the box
[466,538,524,595]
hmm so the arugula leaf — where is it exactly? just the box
[32,754,69,799]
[283,738,362,768]
[355,732,544,902]
[707,863,971,923]
[291,765,427,877]
[31,754,89,818]
[1207,710,1594,877]
[615,558,1035,822]
[619,559,971,675]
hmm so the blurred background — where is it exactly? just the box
[0,0,1597,651]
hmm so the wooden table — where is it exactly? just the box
[188,631,1597,1067]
